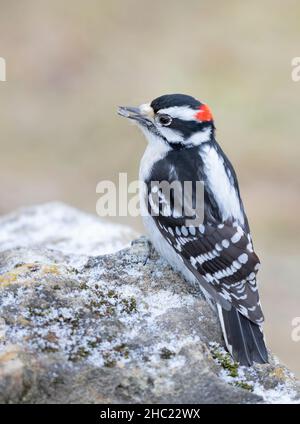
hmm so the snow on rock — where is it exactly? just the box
[0,202,137,256]
[0,203,299,404]
[209,342,299,404]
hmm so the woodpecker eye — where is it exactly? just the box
[156,114,172,126]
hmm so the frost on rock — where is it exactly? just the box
[0,204,299,404]
[0,202,137,256]
[209,342,299,404]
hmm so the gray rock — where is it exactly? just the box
[0,203,299,404]
[0,202,137,257]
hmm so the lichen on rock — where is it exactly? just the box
[0,203,299,404]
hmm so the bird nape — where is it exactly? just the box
[118,93,268,366]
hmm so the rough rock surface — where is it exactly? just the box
[0,203,299,404]
[0,202,137,256]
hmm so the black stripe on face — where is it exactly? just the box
[169,118,213,139]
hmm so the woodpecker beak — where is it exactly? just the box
[118,104,154,126]
[118,106,142,120]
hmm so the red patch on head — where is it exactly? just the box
[195,104,213,122]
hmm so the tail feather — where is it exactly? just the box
[217,304,268,366]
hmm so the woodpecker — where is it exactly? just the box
[118,94,268,366]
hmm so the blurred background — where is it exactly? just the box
[0,0,299,376]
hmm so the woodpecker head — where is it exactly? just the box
[118,94,215,149]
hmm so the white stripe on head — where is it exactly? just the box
[159,127,184,143]
[158,124,212,145]
[186,127,212,145]
[158,106,198,121]
[159,127,212,145]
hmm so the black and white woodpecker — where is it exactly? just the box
[118,94,268,366]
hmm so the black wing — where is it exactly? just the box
[148,187,264,324]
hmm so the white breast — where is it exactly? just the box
[139,130,171,181]
[200,145,244,225]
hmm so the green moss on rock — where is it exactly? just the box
[211,345,239,377]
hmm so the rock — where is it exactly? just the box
[0,203,299,404]
[0,202,137,256]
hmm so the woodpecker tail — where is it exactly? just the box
[217,304,268,366]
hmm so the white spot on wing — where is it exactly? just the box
[254,263,260,271]
[199,224,205,234]
[181,226,188,236]
[222,239,230,248]
[238,253,248,264]
[232,260,241,270]
[168,227,174,236]
[231,231,242,243]
[215,243,222,252]
[189,226,196,236]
